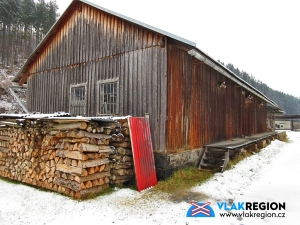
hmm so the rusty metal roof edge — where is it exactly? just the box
[189,48,279,108]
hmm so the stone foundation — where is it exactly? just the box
[154,148,204,180]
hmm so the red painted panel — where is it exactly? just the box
[128,117,157,192]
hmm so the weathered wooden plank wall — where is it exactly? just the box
[25,3,167,151]
[166,44,267,153]
[23,1,267,154]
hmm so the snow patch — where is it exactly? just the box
[0,131,298,225]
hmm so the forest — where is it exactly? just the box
[0,0,58,67]
[0,0,299,115]
[225,63,300,115]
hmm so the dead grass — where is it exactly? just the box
[0,177,21,185]
[78,187,115,200]
[151,167,213,201]
[280,135,290,143]
[226,151,253,170]
[154,167,213,193]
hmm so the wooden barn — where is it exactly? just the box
[13,0,280,179]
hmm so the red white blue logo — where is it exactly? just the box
[186,202,215,217]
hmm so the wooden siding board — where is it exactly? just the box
[141,49,147,116]
[136,49,142,116]
[129,51,133,115]
[145,49,151,117]
[159,46,167,151]
[132,51,137,115]
[24,4,175,152]
[152,47,158,148]
[166,44,267,153]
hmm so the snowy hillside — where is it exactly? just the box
[0,68,27,114]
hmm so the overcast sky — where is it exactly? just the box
[55,0,300,98]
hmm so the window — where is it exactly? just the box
[98,79,118,115]
[70,84,86,116]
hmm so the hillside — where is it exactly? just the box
[0,67,26,114]
[225,63,300,114]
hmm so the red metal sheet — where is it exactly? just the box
[128,117,157,192]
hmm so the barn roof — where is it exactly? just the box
[13,0,279,107]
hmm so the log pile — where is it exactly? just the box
[0,128,9,172]
[0,120,50,188]
[109,119,135,186]
[0,116,135,199]
[50,121,113,198]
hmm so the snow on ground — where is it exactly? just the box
[0,131,299,225]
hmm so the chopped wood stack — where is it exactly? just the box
[0,116,135,199]
[0,120,49,188]
[109,119,135,186]
[0,128,9,172]
[50,121,113,198]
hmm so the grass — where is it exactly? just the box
[226,150,253,170]
[0,177,21,185]
[280,135,290,143]
[144,167,214,202]
[79,187,115,200]
[153,166,213,193]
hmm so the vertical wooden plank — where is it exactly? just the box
[112,15,117,55]
[106,14,111,57]
[151,47,158,148]
[87,61,92,116]
[119,53,124,114]
[89,7,94,62]
[124,22,129,53]
[99,10,103,58]
[159,46,167,151]
[137,48,142,116]
[120,19,125,54]
[132,49,138,115]
[141,49,147,116]
[123,52,129,113]
[128,51,133,115]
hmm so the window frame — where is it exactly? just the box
[69,83,87,116]
[97,78,119,116]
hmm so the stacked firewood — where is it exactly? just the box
[0,120,48,187]
[109,119,135,186]
[0,128,9,173]
[49,121,113,198]
[0,116,136,198]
